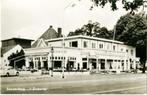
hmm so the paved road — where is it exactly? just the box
[1,74,147,94]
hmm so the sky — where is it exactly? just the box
[1,0,146,42]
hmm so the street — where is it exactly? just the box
[1,74,147,94]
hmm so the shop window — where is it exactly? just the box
[82,58,87,61]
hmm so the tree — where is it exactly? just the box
[8,49,25,69]
[114,12,147,73]
[90,0,146,14]
[93,27,113,39]
[68,21,113,39]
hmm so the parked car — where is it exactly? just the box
[0,66,19,77]
[30,68,38,73]
[41,69,49,75]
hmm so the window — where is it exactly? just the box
[99,44,103,49]
[69,41,78,47]
[113,45,116,51]
[82,58,87,61]
[126,49,128,53]
[69,42,72,47]
[92,42,96,48]
[121,48,123,52]
[131,50,134,55]
[107,44,110,50]
[83,41,88,48]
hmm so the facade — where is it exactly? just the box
[24,35,140,72]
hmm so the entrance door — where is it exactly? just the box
[90,59,96,69]
[83,62,87,69]
[69,61,74,69]
[54,61,62,69]
[38,61,41,69]
[101,60,105,69]
[30,61,34,69]
[43,61,48,70]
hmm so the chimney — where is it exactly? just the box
[57,28,62,37]
[49,25,53,28]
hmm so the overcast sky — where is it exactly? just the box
[1,0,146,41]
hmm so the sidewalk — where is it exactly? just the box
[19,70,90,77]
[1,72,146,84]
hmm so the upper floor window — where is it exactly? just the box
[83,41,88,48]
[121,48,123,52]
[92,42,96,48]
[69,41,78,47]
[131,50,134,55]
[126,49,128,53]
[113,45,116,51]
[99,44,103,49]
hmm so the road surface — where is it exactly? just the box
[1,74,147,94]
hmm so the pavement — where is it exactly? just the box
[0,73,147,94]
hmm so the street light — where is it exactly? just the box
[61,1,77,78]
[50,47,54,77]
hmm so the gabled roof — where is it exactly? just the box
[32,26,58,48]
[36,38,47,48]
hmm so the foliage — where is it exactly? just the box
[8,49,25,68]
[115,13,147,47]
[68,21,113,39]
[114,12,147,73]
[91,0,146,14]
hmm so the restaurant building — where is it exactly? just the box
[24,35,140,72]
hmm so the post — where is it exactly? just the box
[50,47,54,77]
[14,60,16,69]
[62,35,65,78]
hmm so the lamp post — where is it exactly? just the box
[61,1,76,78]
[50,47,54,77]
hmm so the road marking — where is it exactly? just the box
[93,86,146,94]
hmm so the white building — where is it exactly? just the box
[24,35,140,72]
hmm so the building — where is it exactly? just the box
[1,37,33,57]
[1,38,33,67]
[1,26,62,68]
[24,35,140,72]
[32,25,62,48]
